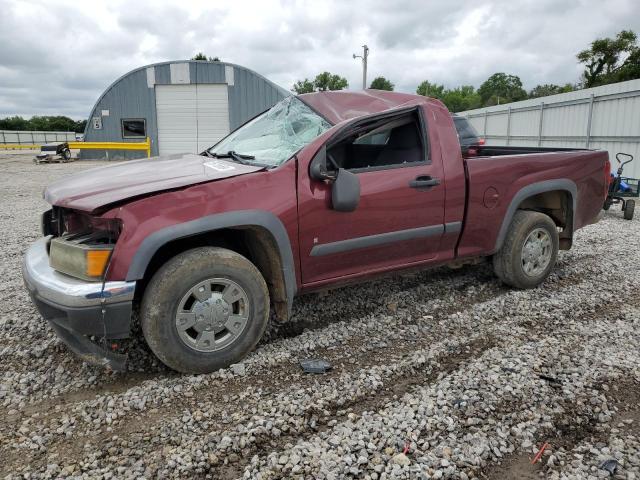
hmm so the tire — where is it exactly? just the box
[624,200,635,220]
[603,198,612,210]
[61,148,71,161]
[141,247,269,374]
[493,211,559,289]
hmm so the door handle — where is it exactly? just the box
[409,175,440,189]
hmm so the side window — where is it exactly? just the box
[353,130,390,145]
[326,111,427,172]
[121,118,146,139]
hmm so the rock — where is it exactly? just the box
[391,453,411,466]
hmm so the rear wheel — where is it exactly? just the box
[493,211,559,289]
[624,200,635,220]
[141,247,269,373]
[61,148,71,161]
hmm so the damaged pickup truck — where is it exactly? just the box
[23,90,610,373]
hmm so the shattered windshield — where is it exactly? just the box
[208,96,332,167]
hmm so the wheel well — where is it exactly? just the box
[134,227,289,321]
[517,190,574,249]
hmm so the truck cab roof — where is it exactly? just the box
[298,90,436,125]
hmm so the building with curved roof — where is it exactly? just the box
[82,60,289,159]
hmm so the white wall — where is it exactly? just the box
[459,79,640,177]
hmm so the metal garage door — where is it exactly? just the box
[195,85,231,152]
[155,84,230,156]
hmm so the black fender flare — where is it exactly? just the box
[125,210,297,313]
[494,179,577,252]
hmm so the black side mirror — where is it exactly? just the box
[309,146,360,212]
[310,146,330,180]
[332,168,360,212]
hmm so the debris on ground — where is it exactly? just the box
[531,442,550,464]
[299,358,332,374]
[538,374,562,386]
[599,458,619,475]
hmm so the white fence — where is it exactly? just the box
[459,79,640,178]
[0,130,76,145]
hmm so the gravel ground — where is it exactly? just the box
[1,151,639,479]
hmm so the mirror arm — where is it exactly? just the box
[323,170,338,182]
[310,145,339,181]
[326,152,340,170]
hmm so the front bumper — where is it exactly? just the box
[22,236,136,370]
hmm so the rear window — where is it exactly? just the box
[453,116,479,140]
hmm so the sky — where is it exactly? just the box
[1,0,639,120]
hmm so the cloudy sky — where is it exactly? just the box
[1,0,639,119]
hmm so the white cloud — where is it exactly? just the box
[0,0,639,119]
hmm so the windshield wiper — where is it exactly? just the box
[206,150,256,165]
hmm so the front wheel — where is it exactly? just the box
[493,211,559,289]
[624,200,635,220]
[141,247,269,374]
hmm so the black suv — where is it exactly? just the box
[452,114,484,149]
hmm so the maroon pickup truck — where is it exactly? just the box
[23,90,609,373]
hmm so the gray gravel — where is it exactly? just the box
[1,151,639,479]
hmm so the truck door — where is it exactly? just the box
[297,106,446,286]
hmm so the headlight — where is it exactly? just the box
[46,210,121,281]
[49,235,114,281]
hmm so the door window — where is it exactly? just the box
[326,111,428,172]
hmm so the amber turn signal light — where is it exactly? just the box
[86,249,112,278]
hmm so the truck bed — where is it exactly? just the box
[457,148,609,259]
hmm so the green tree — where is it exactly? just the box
[29,116,80,132]
[369,76,394,91]
[416,80,445,99]
[313,72,348,91]
[528,83,575,98]
[191,52,220,61]
[292,72,348,93]
[416,82,481,112]
[75,119,87,133]
[616,48,640,82]
[292,79,315,94]
[0,115,30,130]
[0,115,86,132]
[478,73,527,106]
[441,86,482,112]
[577,30,639,87]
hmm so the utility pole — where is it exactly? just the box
[352,44,369,89]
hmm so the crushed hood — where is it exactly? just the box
[44,153,264,213]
